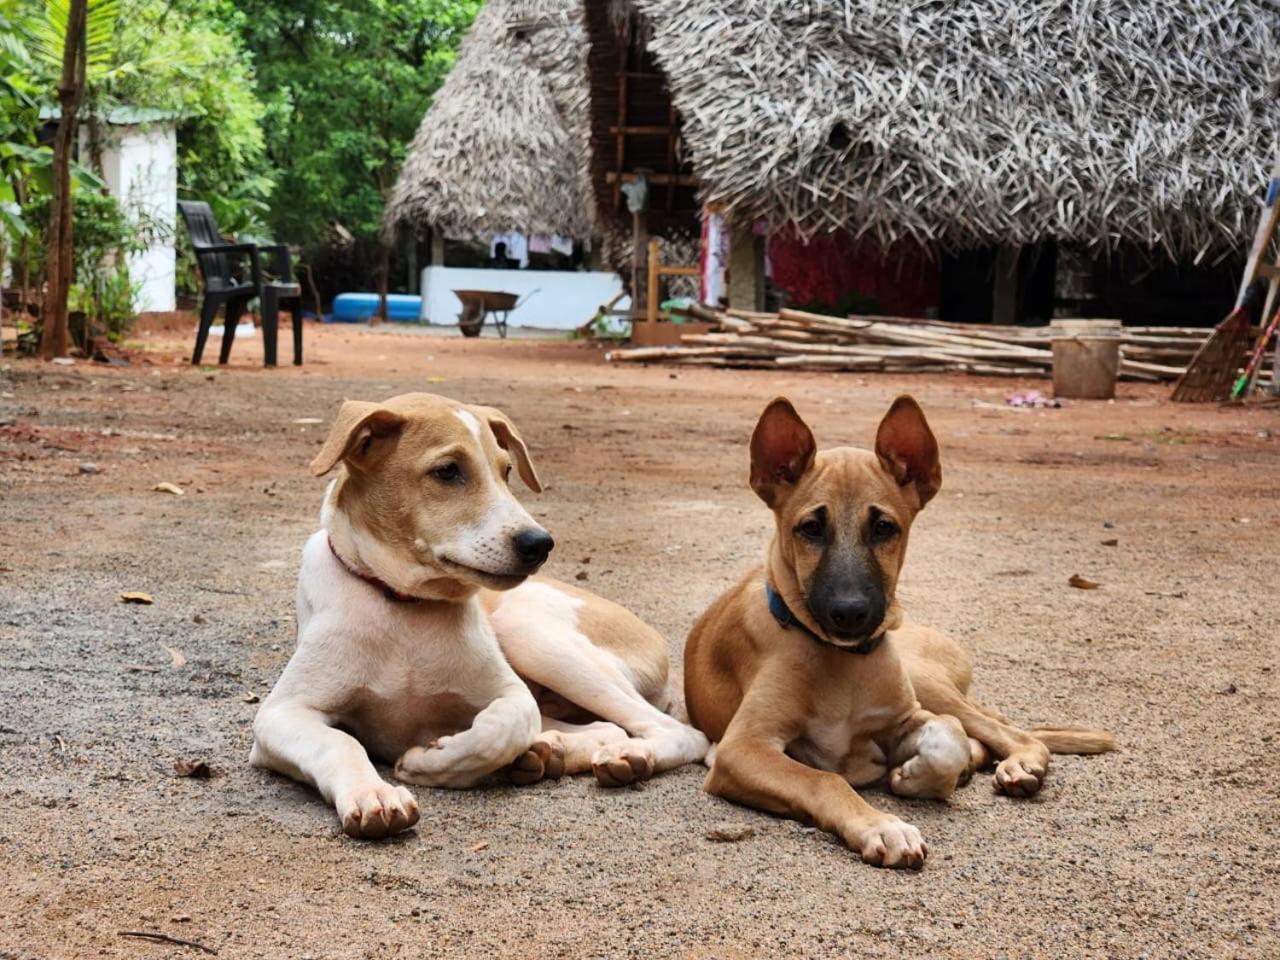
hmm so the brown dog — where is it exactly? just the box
[684,395,1115,868]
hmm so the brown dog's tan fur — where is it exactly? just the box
[685,395,1115,868]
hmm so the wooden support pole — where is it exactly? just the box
[647,237,660,324]
[430,229,445,267]
[992,245,1019,326]
[631,209,648,320]
[728,225,763,312]
[406,230,418,294]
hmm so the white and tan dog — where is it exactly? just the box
[251,393,708,837]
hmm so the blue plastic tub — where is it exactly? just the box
[329,292,423,323]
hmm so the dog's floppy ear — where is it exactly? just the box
[750,397,816,506]
[874,394,941,507]
[309,400,407,477]
[471,405,542,493]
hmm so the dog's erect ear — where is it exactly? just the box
[309,400,408,477]
[750,397,816,506]
[471,405,542,493]
[874,395,941,507]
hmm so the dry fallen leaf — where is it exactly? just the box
[1068,574,1100,590]
[467,840,489,853]
[1100,539,1119,547]
[292,417,323,425]
[706,823,756,842]
[159,642,186,670]
[241,691,259,704]
[120,591,154,604]
[174,758,212,779]
[153,482,185,496]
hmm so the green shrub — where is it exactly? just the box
[21,189,144,344]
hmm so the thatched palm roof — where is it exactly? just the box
[383,0,592,238]
[636,0,1280,257]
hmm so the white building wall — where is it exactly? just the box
[95,123,177,312]
[419,266,628,330]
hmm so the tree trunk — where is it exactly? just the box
[39,0,88,361]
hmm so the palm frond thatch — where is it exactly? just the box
[636,0,1280,257]
[383,0,593,239]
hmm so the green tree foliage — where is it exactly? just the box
[4,0,479,298]
[109,0,273,234]
[9,0,271,232]
[231,0,480,246]
[0,5,39,245]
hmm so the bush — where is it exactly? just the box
[20,189,144,343]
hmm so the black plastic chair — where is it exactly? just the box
[178,201,303,366]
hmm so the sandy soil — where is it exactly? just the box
[1,323,1278,959]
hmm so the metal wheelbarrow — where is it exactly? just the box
[452,288,538,338]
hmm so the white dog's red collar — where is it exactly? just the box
[327,535,422,603]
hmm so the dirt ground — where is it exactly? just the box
[2,322,1278,959]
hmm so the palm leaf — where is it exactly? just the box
[21,0,121,77]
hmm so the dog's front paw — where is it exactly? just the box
[994,753,1047,797]
[507,737,566,786]
[336,781,419,839]
[394,741,450,785]
[845,815,927,869]
[591,739,656,787]
[395,739,491,789]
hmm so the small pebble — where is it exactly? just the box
[78,463,101,475]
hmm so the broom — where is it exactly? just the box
[1174,166,1280,403]
[1171,283,1262,402]
[1230,302,1280,399]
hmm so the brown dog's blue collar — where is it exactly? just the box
[766,582,821,641]
[765,582,880,655]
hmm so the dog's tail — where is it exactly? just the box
[1030,726,1117,755]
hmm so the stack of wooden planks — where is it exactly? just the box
[607,309,1244,383]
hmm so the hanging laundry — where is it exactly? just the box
[489,231,529,269]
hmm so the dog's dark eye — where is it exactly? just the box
[503,463,512,483]
[796,512,825,541]
[871,516,898,542]
[431,463,462,484]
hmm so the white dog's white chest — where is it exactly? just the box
[340,680,482,762]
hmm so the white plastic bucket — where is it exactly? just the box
[1051,319,1122,399]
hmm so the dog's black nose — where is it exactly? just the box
[827,595,875,634]
[513,529,554,567]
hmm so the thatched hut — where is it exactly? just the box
[584,0,1279,323]
[628,0,1277,256]
[384,0,593,244]
[390,0,1277,325]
